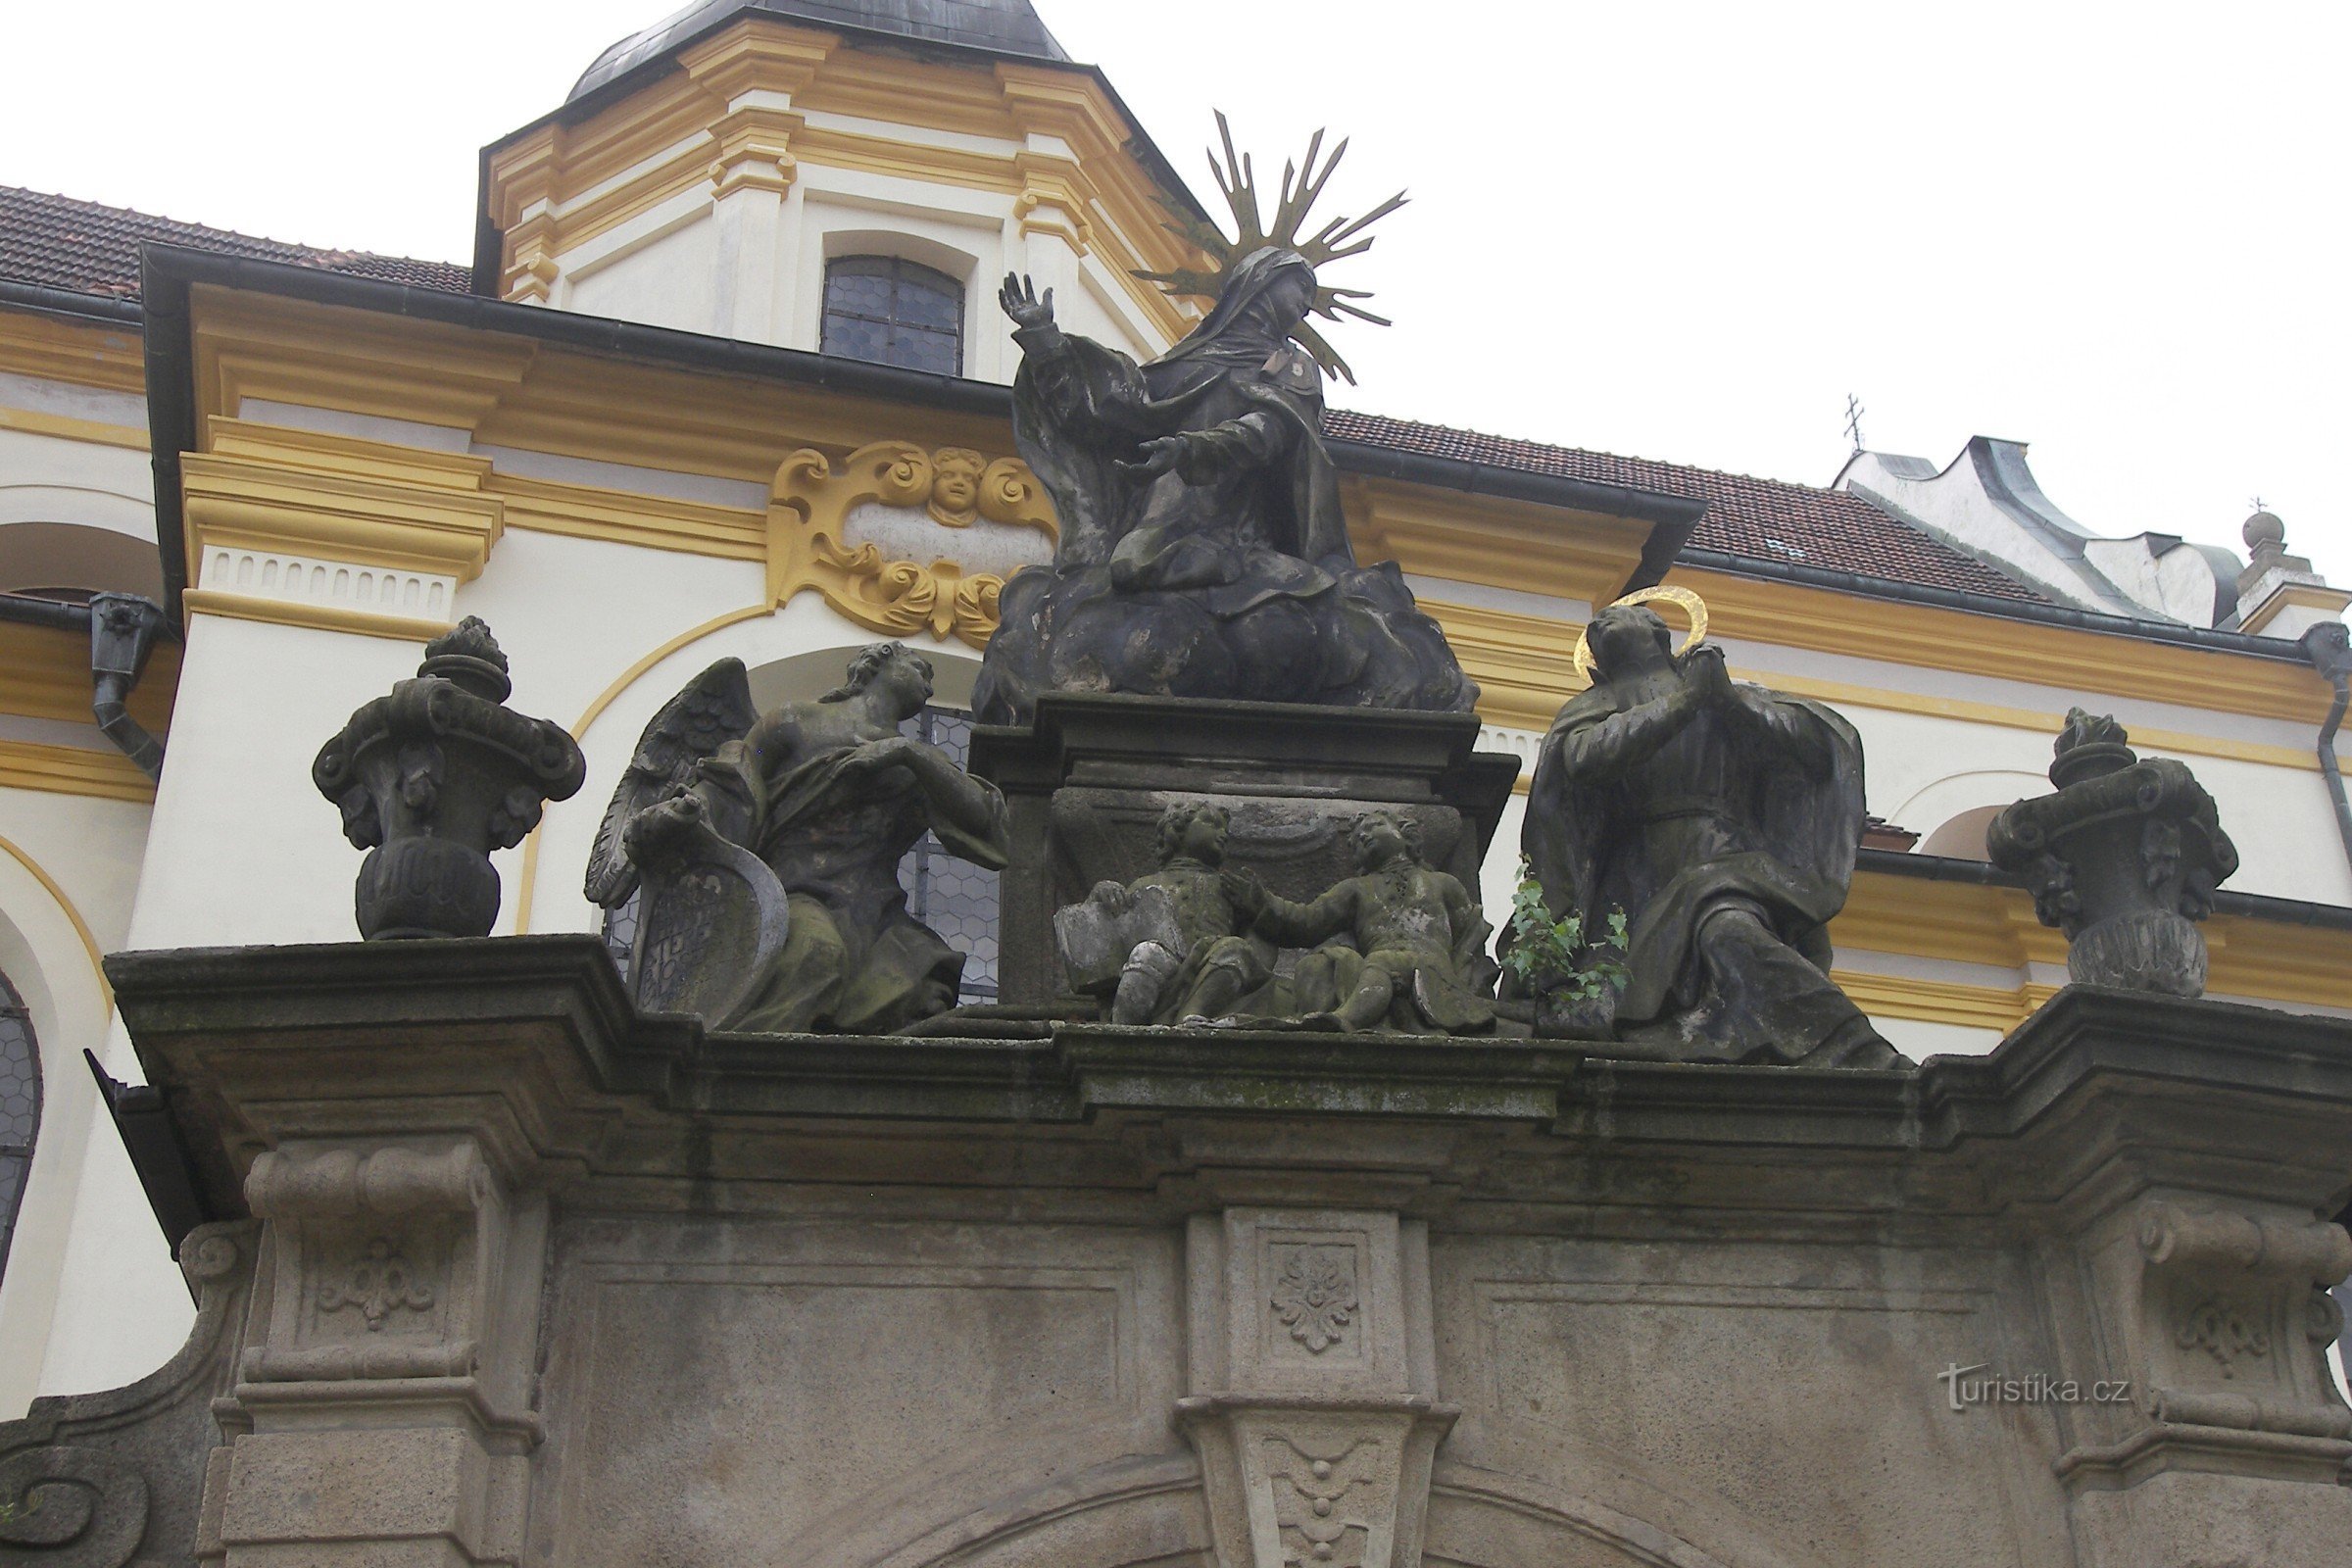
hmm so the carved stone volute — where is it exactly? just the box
[313,617,585,939]
[1986,709,2238,995]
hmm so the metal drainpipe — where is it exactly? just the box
[2302,620,2352,875]
[86,593,169,779]
[0,591,171,779]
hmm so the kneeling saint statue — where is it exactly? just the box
[1521,602,1900,1067]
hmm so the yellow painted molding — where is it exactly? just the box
[488,472,765,561]
[0,406,147,450]
[0,309,145,394]
[1752,668,2337,774]
[180,589,454,643]
[1425,593,2344,772]
[767,440,1054,648]
[1348,479,1652,612]
[0,828,112,1006]
[1831,866,2352,1011]
[2240,583,2352,636]
[709,104,805,198]
[181,418,503,593]
[0,739,155,803]
[190,285,538,441]
[0,620,175,732]
[1675,567,2336,728]
[1417,598,1589,734]
[1831,969,2033,1032]
[479,15,1199,341]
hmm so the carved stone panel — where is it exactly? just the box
[1192,1208,1421,1399]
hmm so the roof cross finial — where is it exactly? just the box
[1843,393,1866,456]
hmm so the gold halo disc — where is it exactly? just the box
[1571,585,1711,682]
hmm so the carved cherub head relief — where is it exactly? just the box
[1156,800,1231,864]
[928,447,988,526]
[1348,808,1420,868]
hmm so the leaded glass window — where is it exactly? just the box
[819,256,963,375]
[601,703,999,1004]
[0,969,38,1286]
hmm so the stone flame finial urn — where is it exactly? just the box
[1987,709,2238,996]
[314,617,586,940]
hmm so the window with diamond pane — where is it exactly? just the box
[819,256,964,376]
[601,703,999,1004]
[0,968,38,1288]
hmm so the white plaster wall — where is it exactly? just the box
[0,785,163,1416]
[535,133,1172,374]
[565,211,723,336]
[122,613,420,952]
[1709,631,2352,906]
[0,428,156,546]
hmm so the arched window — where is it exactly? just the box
[820,256,963,375]
[0,968,38,1285]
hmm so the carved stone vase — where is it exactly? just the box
[1986,710,2238,996]
[314,618,586,939]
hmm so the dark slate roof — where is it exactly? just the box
[1325,410,2047,603]
[0,185,469,303]
[570,0,1069,101]
[0,184,2041,605]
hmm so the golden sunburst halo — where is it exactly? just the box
[1571,586,1712,683]
[1132,111,1406,385]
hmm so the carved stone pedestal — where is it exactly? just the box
[1179,1208,1455,1568]
[969,694,1517,1004]
[214,1140,545,1566]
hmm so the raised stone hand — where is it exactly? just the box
[1682,644,1735,709]
[1117,435,1190,480]
[840,734,922,778]
[998,271,1055,332]
[1220,866,1269,923]
[622,791,710,862]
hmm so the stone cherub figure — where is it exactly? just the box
[970,116,1473,723]
[1062,801,1276,1025]
[1521,601,1899,1067]
[1226,808,1495,1034]
[585,642,1008,1033]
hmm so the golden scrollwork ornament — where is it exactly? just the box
[766,440,1058,648]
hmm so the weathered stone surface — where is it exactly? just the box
[972,694,1517,1009]
[0,1221,257,1567]
[586,642,1009,1032]
[64,940,2352,1568]
[1520,602,1894,1066]
[315,617,585,942]
[1988,710,2240,996]
[974,241,1474,723]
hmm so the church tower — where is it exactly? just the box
[478,0,1204,375]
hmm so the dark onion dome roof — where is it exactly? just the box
[570,0,1069,102]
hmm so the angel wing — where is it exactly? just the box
[583,658,759,907]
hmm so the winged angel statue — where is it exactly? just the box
[584,642,1008,1033]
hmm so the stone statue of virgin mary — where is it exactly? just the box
[970,118,1476,724]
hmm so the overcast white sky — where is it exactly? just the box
[8,1,2347,585]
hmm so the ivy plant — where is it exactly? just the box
[1501,857,1630,1003]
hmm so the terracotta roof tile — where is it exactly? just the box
[0,185,2040,604]
[0,184,469,302]
[1325,409,2045,603]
